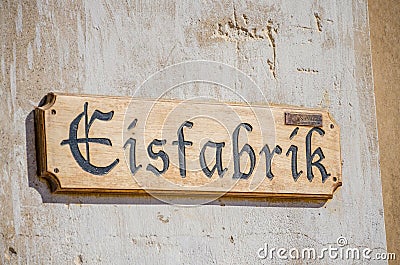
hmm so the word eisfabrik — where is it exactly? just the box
[61,102,331,182]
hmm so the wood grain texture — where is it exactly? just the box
[36,93,341,198]
[0,0,386,264]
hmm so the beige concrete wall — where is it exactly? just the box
[0,0,387,264]
[368,0,400,262]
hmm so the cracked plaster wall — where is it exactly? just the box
[0,0,386,264]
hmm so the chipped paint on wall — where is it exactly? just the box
[0,0,386,264]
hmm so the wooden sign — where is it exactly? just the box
[35,93,342,199]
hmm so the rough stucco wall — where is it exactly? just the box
[368,0,400,262]
[0,0,386,264]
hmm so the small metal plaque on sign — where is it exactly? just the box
[285,112,323,127]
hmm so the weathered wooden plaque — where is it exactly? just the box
[35,93,341,199]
